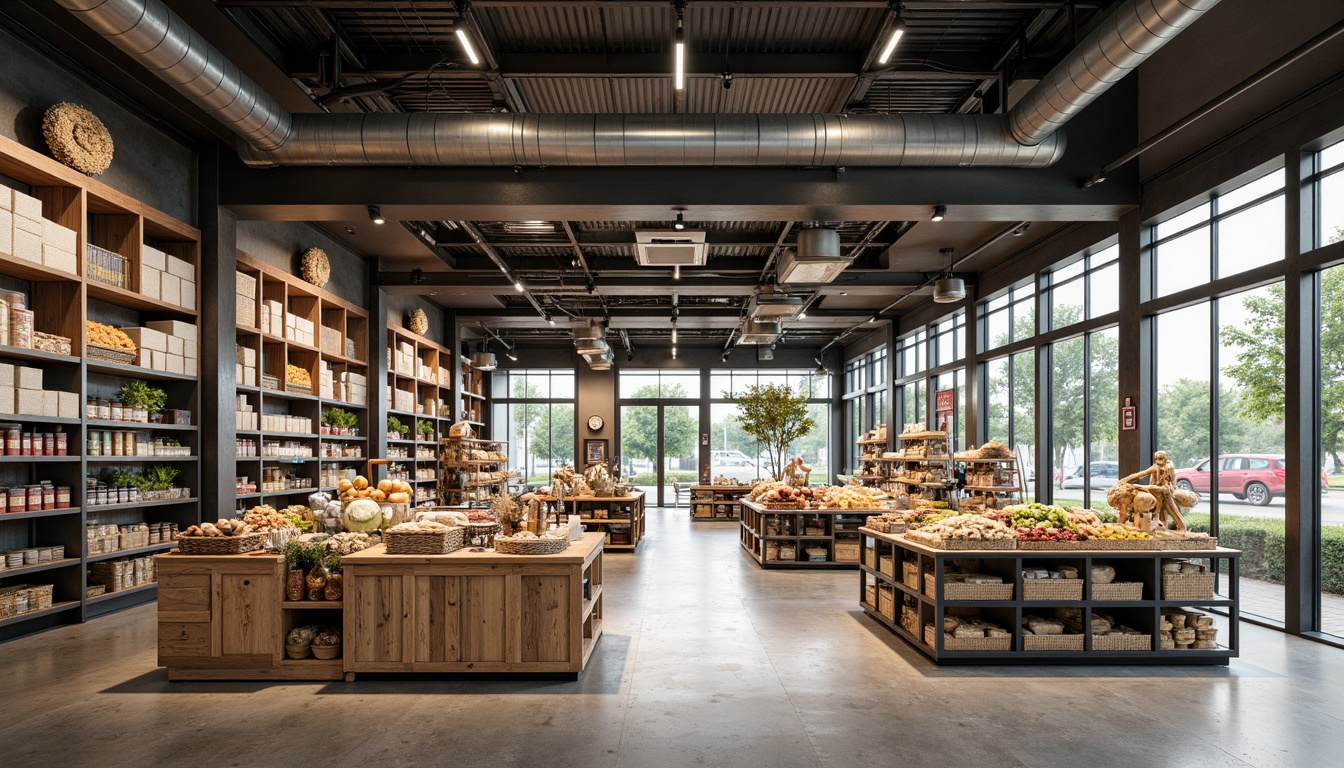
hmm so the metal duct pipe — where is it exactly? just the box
[54,0,292,150]
[1007,0,1221,146]
[234,112,1065,168]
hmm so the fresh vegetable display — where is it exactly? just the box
[1007,503,1071,531]
[1014,526,1082,542]
[342,498,384,533]
[337,475,413,503]
[1077,523,1153,540]
[907,514,1015,541]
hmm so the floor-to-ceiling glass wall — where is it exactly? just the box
[711,369,831,484]
[491,369,576,486]
[842,348,887,474]
[618,370,700,506]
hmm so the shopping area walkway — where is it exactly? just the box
[2,509,1342,768]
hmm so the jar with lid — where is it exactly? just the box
[8,295,33,348]
[56,486,71,509]
[0,296,9,346]
[110,399,123,422]
[97,398,111,421]
[55,431,67,456]
[87,397,99,420]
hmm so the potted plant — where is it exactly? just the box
[281,540,320,601]
[735,384,817,482]
[323,549,343,601]
[118,381,167,423]
[141,464,180,500]
[416,418,435,441]
[323,407,356,436]
[387,415,409,440]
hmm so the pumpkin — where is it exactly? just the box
[353,475,369,490]
[343,498,383,532]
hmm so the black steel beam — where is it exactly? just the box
[220,1,1085,10]
[374,271,943,289]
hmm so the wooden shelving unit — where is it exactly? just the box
[233,253,369,508]
[385,324,453,503]
[889,430,955,506]
[457,355,486,427]
[739,500,868,568]
[560,493,645,552]
[0,135,204,639]
[859,528,1240,665]
[439,436,510,505]
[690,485,745,521]
[956,447,1027,512]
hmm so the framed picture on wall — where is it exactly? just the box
[585,439,608,465]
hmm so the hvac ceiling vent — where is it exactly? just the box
[738,320,782,345]
[747,292,805,320]
[778,228,849,284]
[634,230,708,267]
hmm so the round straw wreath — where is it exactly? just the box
[301,247,331,287]
[409,308,429,335]
[43,103,114,175]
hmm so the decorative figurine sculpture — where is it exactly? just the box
[785,456,812,488]
[1118,450,1187,531]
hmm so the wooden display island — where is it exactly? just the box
[155,532,604,681]
[739,499,871,569]
[859,527,1241,665]
[543,492,646,552]
[690,485,746,521]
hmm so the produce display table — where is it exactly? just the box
[155,532,604,681]
[540,492,645,552]
[690,485,747,521]
[859,528,1240,665]
[739,499,883,569]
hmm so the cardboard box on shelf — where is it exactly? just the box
[0,386,13,415]
[141,245,166,271]
[11,189,42,221]
[160,273,181,306]
[165,354,184,375]
[237,296,256,327]
[147,320,197,341]
[167,335,183,356]
[182,281,196,311]
[0,208,12,255]
[57,391,79,420]
[184,339,197,361]
[0,185,11,210]
[15,366,42,390]
[15,388,42,415]
[235,270,256,297]
[139,349,154,367]
[42,219,76,252]
[151,350,166,369]
[123,327,168,352]
[166,255,194,280]
[0,364,12,387]
[43,243,78,274]
[40,390,58,418]
[12,227,41,264]
[140,265,161,299]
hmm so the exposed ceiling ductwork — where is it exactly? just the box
[57,0,1220,168]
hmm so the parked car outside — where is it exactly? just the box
[1059,461,1120,490]
[1174,454,1330,506]
[711,449,760,484]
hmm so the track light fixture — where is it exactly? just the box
[877,2,906,65]
[673,0,687,90]
[672,345,677,360]
[1013,222,1032,236]
[673,211,686,231]
[933,246,966,304]
[368,205,385,225]
[506,350,518,362]
[514,279,525,292]
[454,1,480,65]
[931,205,946,222]
[411,268,425,284]
[722,63,733,90]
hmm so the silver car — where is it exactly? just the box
[1060,461,1120,490]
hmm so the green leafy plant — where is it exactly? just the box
[324,549,342,574]
[416,418,435,440]
[142,464,180,491]
[387,415,409,437]
[324,407,358,430]
[282,539,322,570]
[118,381,168,414]
[734,384,817,481]
[103,468,138,487]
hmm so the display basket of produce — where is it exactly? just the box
[1016,540,1089,551]
[32,332,72,356]
[87,343,136,364]
[903,531,1017,550]
[1085,538,1159,551]
[923,574,1014,601]
[1091,582,1144,601]
[1155,536,1218,551]
[1023,633,1084,651]
[177,532,265,555]
[1021,579,1083,601]
[494,534,570,556]
[85,244,130,288]
[762,501,804,509]
[923,625,1013,651]
[384,526,465,555]
[1162,572,1216,600]
[878,555,895,578]
[1091,633,1153,651]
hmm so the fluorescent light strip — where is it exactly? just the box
[877,26,904,65]
[456,27,480,66]
[674,25,685,90]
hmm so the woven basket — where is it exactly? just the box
[762,501,804,509]
[87,343,136,364]
[903,532,1017,551]
[176,533,264,555]
[466,522,501,538]
[924,574,1014,601]
[1155,537,1218,551]
[924,625,1013,651]
[1022,579,1084,601]
[494,536,570,555]
[1091,582,1144,601]
[1017,540,1088,551]
[384,527,465,555]
[1162,572,1216,600]
[1091,633,1153,651]
[1085,539,1158,551]
[1023,633,1084,651]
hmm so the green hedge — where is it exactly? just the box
[1185,512,1344,595]
[628,470,700,485]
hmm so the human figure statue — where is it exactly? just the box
[786,456,812,488]
[1120,450,1185,531]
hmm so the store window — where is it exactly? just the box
[980,282,1036,352]
[843,348,889,472]
[712,369,832,482]
[981,350,1036,501]
[1313,138,1344,248]
[897,330,927,377]
[1152,169,1285,298]
[1045,243,1119,330]
[1318,263,1344,638]
[491,370,576,484]
[1048,328,1118,510]
[619,370,700,399]
[930,312,965,368]
[899,379,926,429]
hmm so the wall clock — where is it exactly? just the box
[587,415,604,431]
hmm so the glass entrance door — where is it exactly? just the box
[619,404,699,507]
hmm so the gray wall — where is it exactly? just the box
[385,294,447,346]
[0,27,196,223]
[236,221,368,306]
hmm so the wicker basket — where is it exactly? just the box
[1091,582,1144,601]
[1091,633,1153,651]
[1155,537,1218,551]
[385,527,465,555]
[1085,539,1159,551]
[1023,633,1084,651]
[494,535,570,555]
[924,574,1014,601]
[176,533,264,555]
[878,555,895,578]
[1017,540,1088,551]
[903,532,1017,551]
[1022,579,1084,601]
[878,585,895,619]
[87,343,136,364]
[924,625,1013,651]
[1162,572,1216,600]
[762,501,804,509]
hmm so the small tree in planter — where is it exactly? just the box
[735,384,816,482]
[416,418,435,441]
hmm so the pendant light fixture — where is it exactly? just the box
[876,2,907,65]
[454,1,480,66]
[932,247,966,304]
[673,0,687,90]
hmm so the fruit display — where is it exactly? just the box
[1065,508,1102,527]
[815,485,885,509]
[341,498,384,532]
[285,363,311,389]
[86,321,135,351]
[336,475,412,503]
[906,514,1015,541]
[1014,526,1081,542]
[1077,523,1153,540]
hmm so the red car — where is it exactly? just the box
[1174,454,1329,507]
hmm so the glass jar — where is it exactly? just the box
[97,398,111,421]
[9,298,33,348]
[56,486,71,509]
[110,399,123,422]
[86,397,99,420]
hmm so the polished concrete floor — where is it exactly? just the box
[3,509,1343,768]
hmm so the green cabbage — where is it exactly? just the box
[343,499,384,533]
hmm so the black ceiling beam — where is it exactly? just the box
[373,271,945,289]
[219,2,1084,10]
[288,51,998,80]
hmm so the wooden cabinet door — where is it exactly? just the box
[218,570,282,659]
[349,573,407,667]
